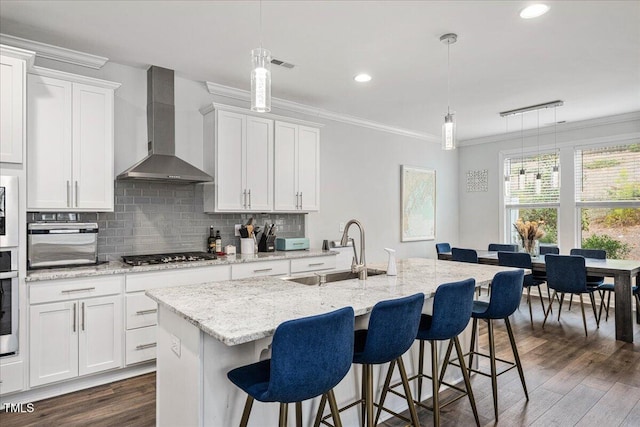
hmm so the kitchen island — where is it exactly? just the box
[147,258,523,427]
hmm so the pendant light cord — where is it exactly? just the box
[537,110,540,174]
[447,41,451,115]
[554,106,558,166]
[521,113,524,169]
[259,0,263,49]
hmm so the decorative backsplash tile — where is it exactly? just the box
[29,181,305,261]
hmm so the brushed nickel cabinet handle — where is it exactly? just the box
[81,302,85,331]
[308,262,325,267]
[253,268,273,273]
[248,189,251,208]
[295,192,299,209]
[67,181,71,207]
[242,189,247,209]
[136,309,158,315]
[135,343,157,350]
[75,181,79,207]
[61,287,96,294]
[72,303,76,332]
[299,192,303,209]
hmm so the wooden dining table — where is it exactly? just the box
[439,250,640,343]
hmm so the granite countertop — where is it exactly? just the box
[146,258,526,346]
[26,249,336,282]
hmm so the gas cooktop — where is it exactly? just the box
[121,251,217,267]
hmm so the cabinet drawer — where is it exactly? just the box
[126,293,158,330]
[0,360,24,395]
[30,275,123,304]
[231,260,289,280]
[126,265,230,292]
[290,256,336,274]
[126,326,157,365]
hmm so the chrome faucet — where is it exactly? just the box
[340,219,367,280]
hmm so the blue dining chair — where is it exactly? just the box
[539,245,559,255]
[227,306,354,427]
[451,248,478,264]
[318,293,425,427]
[381,278,479,427]
[542,255,600,336]
[569,248,607,311]
[488,243,518,252]
[498,252,546,326]
[435,242,451,257]
[456,270,527,421]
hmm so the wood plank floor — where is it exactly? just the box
[2,295,639,427]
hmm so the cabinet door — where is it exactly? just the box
[72,83,114,211]
[0,55,25,163]
[297,126,320,211]
[245,116,273,211]
[78,295,123,376]
[274,121,298,211]
[27,74,73,210]
[30,301,78,387]
[216,110,245,211]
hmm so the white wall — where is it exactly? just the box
[457,112,640,252]
[32,57,459,264]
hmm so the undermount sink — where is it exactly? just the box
[283,268,386,286]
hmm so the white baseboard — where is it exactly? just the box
[0,363,155,406]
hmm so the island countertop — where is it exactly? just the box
[146,258,524,346]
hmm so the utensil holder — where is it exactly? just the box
[240,238,254,255]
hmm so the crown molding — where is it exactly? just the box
[0,34,108,69]
[460,111,640,147]
[200,103,324,128]
[0,44,36,68]
[205,81,439,143]
[30,65,121,90]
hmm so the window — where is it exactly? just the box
[504,151,559,245]
[575,143,640,259]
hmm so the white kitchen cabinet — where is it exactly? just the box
[27,68,119,211]
[274,121,320,211]
[0,46,33,163]
[29,275,124,387]
[207,109,273,212]
[0,360,24,395]
[29,295,123,387]
[290,256,336,274]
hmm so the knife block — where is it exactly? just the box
[258,234,276,252]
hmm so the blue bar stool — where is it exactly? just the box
[318,293,425,427]
[227,306,355,427]
[380,279,479,427]
[458,270,528,421]
[498,251,546,326]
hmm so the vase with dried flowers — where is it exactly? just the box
[513,219,545,257]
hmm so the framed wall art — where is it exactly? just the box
[401,165,436,241]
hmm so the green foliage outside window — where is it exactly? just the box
[582,234,631,259]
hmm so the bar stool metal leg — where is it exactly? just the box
[239,396,254,427]
[313,394,327,427]
[279,403,289,427]
[397,356,421,427]
[418,341,425,402]
[296,402,302,427]
[431,341,440,427]
[487,320,499,420]
[453,336,480,426]
[504,318,528,400]
[327,390,344,427]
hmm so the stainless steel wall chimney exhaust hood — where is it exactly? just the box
[117,66,213,183]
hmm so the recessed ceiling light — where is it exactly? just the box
[354,73,372,83]
[520,4,550,19]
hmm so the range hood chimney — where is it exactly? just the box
[117,66,213,183]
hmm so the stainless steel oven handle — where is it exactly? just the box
[0,271,18,279]
[61,287,96,294]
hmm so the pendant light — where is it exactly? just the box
[552,106,560,188]
[518,113,526,190]
[504,116,511,197]
[535,110,542,194]
[251,0,271,112]
[440,33,457,150]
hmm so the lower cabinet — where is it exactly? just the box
[0,360,24,395]
[29,279,124,387]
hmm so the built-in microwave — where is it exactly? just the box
[0,175,19,248]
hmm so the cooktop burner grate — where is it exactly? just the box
[122,251,217,266]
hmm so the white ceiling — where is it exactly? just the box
[1,0,639,141]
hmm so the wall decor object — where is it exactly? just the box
[466,169,489,192]
[401,165,436,241]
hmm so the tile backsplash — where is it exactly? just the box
[29,181,305,261]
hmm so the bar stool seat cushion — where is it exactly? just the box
[471,270,525,320]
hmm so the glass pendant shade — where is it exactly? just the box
[251,48,271,112]
[552,164,560,188]
[535,173,542,194]
[442,113,456,150]
[518,168,526,190]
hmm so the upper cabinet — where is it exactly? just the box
[27,68,120,211]
[202,104,321,213]
[274,122,320,212]
[204,109,274,212]
[0,46,34,164]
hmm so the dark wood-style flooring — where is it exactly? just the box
[2,296,639,427]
